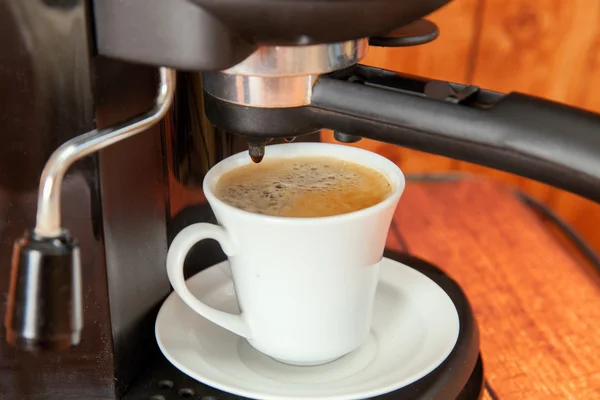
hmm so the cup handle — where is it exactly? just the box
[166,223,250,338]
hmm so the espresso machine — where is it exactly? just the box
[3,0,600,399]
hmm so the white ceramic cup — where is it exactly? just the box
[166,142,405,366]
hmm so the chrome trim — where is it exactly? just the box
[203,39,368,108]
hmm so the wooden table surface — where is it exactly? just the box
[387,179,600,399]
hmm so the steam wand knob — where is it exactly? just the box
[5,230,82,351]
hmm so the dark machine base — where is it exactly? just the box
[124,251,482,400]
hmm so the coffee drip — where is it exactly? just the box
[247,139,272,164]
[247,137,296,163]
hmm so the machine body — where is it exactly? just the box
[2,0,600,398]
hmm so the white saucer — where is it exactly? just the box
[156,257,460,400]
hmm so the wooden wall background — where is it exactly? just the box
[323,0,600,252]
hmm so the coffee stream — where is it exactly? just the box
[215,156,391,218]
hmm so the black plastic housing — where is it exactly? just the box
[93,0,450,70]
[191,0,450,45]
[93,0,257,71]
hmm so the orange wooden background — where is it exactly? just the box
[324,0,600,252]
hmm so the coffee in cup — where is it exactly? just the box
[214,156,392,218]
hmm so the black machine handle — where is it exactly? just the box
[310,65,600,202]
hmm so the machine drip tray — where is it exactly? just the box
[124,251,483,400]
